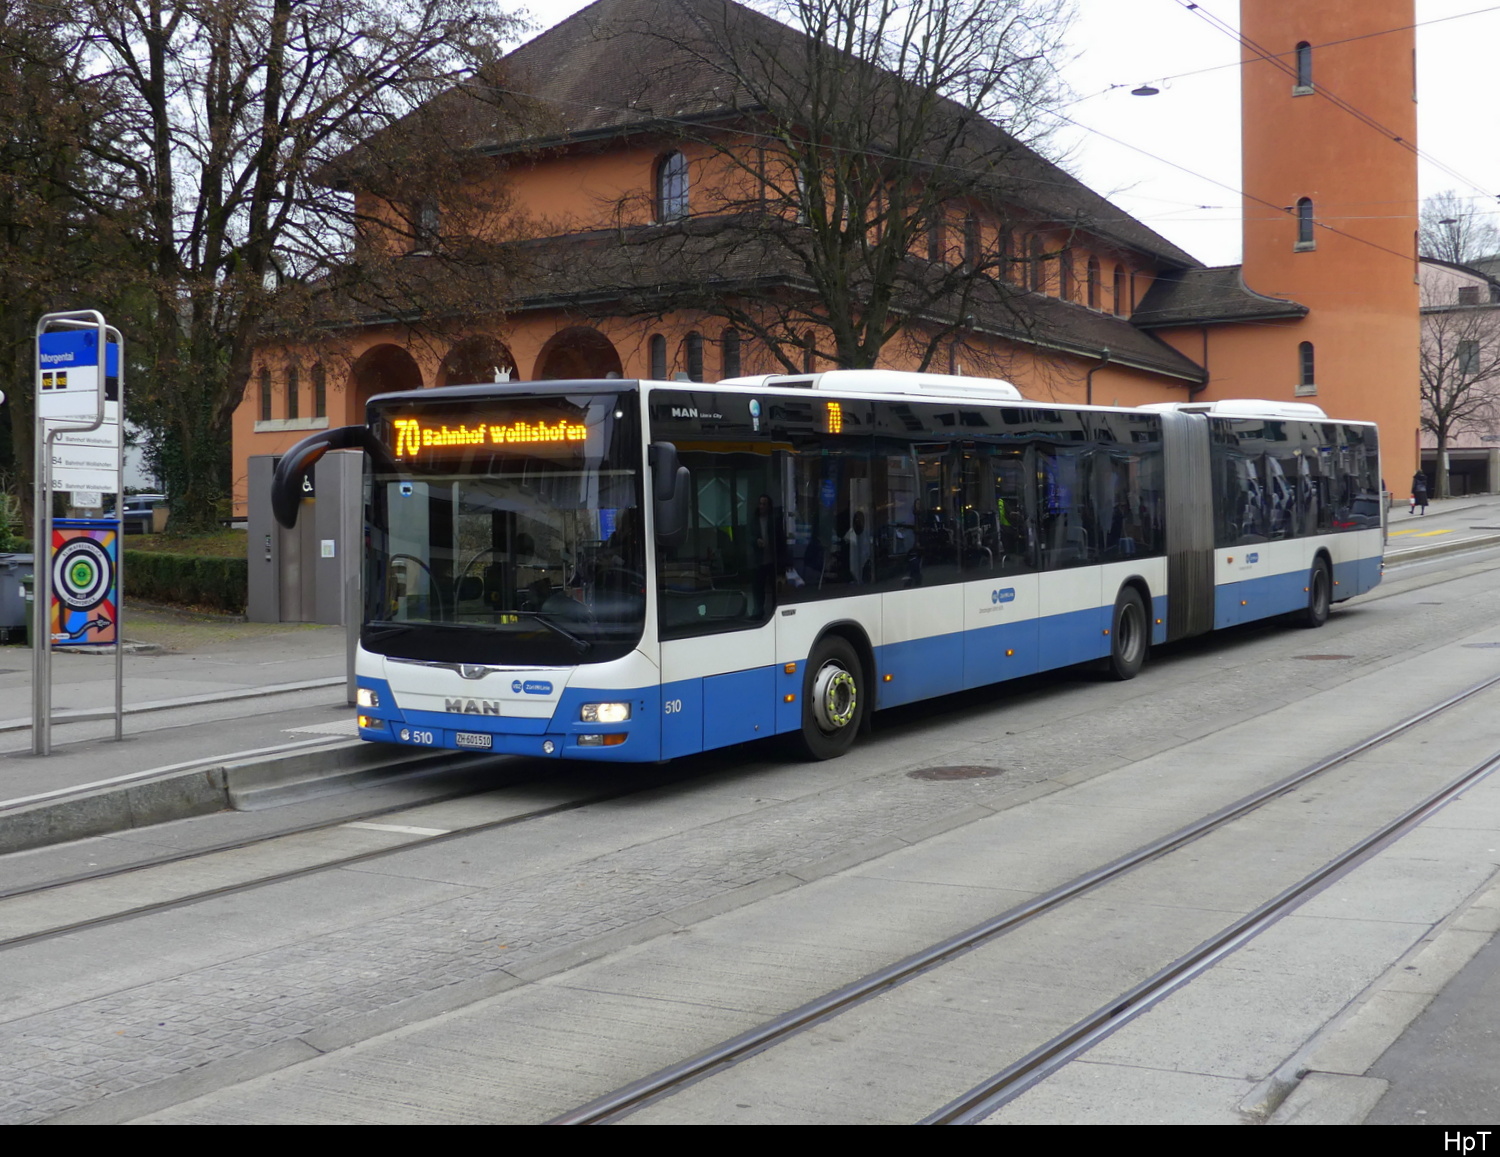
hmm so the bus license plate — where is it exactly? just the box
[455,731,493,750]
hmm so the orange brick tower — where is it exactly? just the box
[1236,0,1421,486]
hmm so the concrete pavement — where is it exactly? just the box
[7,505,1500,1122]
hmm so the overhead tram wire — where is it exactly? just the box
[1072,2,1500,108]
[1045,106,1426,272]
[1173,0,1500,205]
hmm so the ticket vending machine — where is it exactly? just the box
[247,450,361,624]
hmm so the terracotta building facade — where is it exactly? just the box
[232,0,1421,515]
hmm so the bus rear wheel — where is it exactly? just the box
[795,637,864,760]
[1106,587,1148,681]
[1297,559,1332,628]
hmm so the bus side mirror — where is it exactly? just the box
[271,425,393,528]
[649,442,690,548]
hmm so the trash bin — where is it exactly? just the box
[0,554,35,646]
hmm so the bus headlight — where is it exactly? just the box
[357,688,381,708]
[580,702,630,723]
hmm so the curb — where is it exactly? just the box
[1384,532,1500,565]
[1241,867,1500,1125]
[0,740,467,856]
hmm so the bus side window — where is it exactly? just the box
[1038,444,1098,569]
[962,445,1033,574]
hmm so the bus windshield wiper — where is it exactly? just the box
[495,610,593,654]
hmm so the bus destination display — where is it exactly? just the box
[387,413,589,462]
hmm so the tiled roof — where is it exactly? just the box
[1131,265,1307,329]
[416,0,1202,270]
[506,226,1205,382]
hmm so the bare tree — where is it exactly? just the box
[0,3,137,520]
[563,0,1089,374]
[24,0,528,530]
[1421,276,1500,498]
[1420,190,1500,266]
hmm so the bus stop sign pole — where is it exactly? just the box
[32,310,125,756]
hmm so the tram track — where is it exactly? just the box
[0,761,701,952]
[17,576,1500,1122]
[550,669,1500,1124]
[9,547,1495,946]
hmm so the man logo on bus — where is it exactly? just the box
[992,588,1015,605]
[1246,552,1259,564]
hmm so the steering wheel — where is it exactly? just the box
[594,567,646,594]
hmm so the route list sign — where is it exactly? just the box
[38,330,121,492]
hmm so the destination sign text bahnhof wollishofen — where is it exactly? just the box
[390,416,589,460]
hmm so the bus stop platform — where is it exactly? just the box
[0,606,355,852]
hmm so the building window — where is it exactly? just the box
[963,213,980,270]
[1459,340,1480,377]
[1459,286,1481,306]
[1297,341,1316,395]
[1028,236,1044,293]
[802,331,816,373]
[1059,249,1074,301]
[1086,257,1101,310]
[259,367,271,422]
[683,332,704,382]
[648,333,667,379]
[312,364,327,419]
[413,200,439,252]
[1295,198,1315,250]
[1113,265,1127,316]
[1294,42,1313,93]
[657,152,689,222]
[286,365,300,420]
[721,328,742,378]
[998,229,1014,282]
[927,209,945,263]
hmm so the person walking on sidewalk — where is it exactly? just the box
[1411,470,1429,515]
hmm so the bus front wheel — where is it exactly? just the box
[1106,588,1148,681]
[796,637,864,760]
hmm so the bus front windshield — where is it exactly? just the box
[363,390,644,667]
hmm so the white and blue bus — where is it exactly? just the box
[270,371,1383,762]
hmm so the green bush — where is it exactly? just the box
[123,550,247,613]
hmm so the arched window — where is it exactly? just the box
[1298,342,1316,393]
[657,152,689,222]
[1028,236,1044,293]
[259,367,271,422]
[1059,249,1074,300]
[1296,198,1315,249]
[1113,265,1127,316]
[1086,257,1101,309]
[683,332,704,382]
[286,365,300,420]
[721,328,742,378]
[1294,42,1313,91]
[648,334,667,379]
[802,331,816,373]
[312,364,327,419]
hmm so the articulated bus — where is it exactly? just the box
[270,371,1383,762]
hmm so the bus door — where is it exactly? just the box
[961,441,1041,686]
[655,436,779,755]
